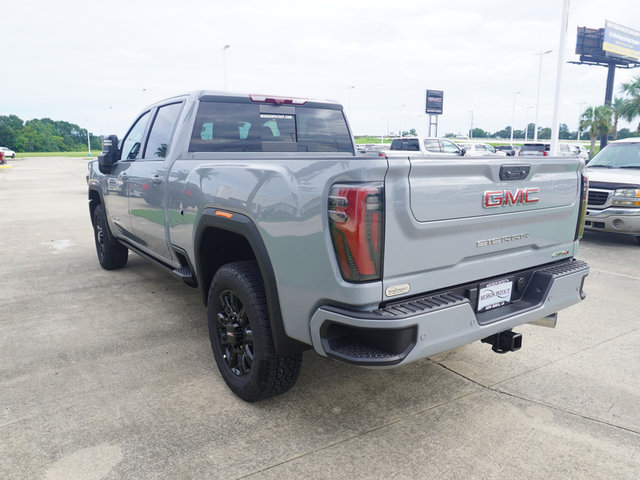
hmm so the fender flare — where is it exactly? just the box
[194,208,308,354]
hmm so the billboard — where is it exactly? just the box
[425,90,444,115]
[603,20,640,62]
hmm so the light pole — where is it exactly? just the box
[222,45,230,90]
[86,128,91,156]
[469,110,474,139]
[510,91,521,144]
[534,49,552,141]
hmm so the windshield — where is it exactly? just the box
[588,143,640,168]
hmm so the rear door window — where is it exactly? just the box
[423,140,441,152]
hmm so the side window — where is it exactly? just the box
[441,140,460,154]
[144,103,183,159]
[423,140,441,152]
[120,111,151,161]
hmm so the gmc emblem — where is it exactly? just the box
[483,188,539,208]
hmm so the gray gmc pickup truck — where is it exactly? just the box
[87,91,589,401]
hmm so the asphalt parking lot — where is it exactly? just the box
[1,157,639,480]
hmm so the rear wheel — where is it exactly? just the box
[92,204,128,270]
[207,261,302,402]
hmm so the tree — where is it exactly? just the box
[470,128,488,138]
[538,127,552,139]
[0,115,101,152]
[580,105,613,157]
[620,75,640,133]
[401,128,417,137]
[558,123,573,140]
[611,97,626,140]
[524,123,535,140]
[616,128,638,140]
[492,126,511,138]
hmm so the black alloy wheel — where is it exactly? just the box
[215,289,254,377]
[92,203,128,270]
[207,261,302,402]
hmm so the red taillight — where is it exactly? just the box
[576,173,588,240]
[328,183,384,282]
[542,151,548,156]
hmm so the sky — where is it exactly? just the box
[2,0,640,139]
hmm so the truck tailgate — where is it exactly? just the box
[382,156,582,298]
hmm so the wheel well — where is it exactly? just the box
[198,227,256,305]
[88,189,101,224]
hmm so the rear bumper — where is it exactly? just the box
[309,259,589,366]
[585,207,640,235]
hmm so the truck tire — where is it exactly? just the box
[208,261,302,402]
[92,204,128,270]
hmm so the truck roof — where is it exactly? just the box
[143,91,343,111]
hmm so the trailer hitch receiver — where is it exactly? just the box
[481,330,522,354]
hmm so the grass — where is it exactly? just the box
[15,151,98,158]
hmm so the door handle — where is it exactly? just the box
[151,175,162,185]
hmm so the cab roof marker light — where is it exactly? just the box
[249,94,307,105]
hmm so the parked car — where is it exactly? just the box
[362,144,390,155]
[388,137,465,156]
[0,151,5,165]
[0,147,15,159]
[584,137,640,244]
[518,142,577,157]
[461,143,507,157]
[573,145,589,162]
[494,145,517,156]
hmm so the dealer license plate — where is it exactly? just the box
[477,279,513,312]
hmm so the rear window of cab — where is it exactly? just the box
[189,102,353,153]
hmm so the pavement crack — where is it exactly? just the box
[233,386,482,480]
[432,361,640,437]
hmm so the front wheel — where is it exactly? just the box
[92,204,128,270]
[207,261,302,402]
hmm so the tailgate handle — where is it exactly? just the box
[500,165,530,181]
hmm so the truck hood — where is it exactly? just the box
[584,167,640,186]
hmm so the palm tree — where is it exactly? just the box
[580,105,613,158]
[611,97,626,140]
[620,76,640,133]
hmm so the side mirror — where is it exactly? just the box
[460,148,466,156]
[98,135,119,168]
